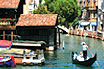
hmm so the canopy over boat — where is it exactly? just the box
[0,40,12,48]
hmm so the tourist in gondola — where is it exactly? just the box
[81,42,88,60]
[73,52,77,60]
[78,52,83,57]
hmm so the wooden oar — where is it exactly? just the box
[88,48,100,67]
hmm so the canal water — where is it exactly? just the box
[1,34,104,69]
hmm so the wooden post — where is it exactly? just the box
[11,31,13,41]
[57,29,60,49]
[58,28,60,47]
[3,31,5,40]
[62,40,64,49]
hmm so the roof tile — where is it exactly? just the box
[16,14,58,26]
[0,0,20,8]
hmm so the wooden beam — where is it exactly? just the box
[0,26,16,30]
[11,31,13,41]
[3,31,5,40]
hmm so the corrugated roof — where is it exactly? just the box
[16,14,58,26]
[0,0,20,8]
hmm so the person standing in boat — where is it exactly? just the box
[81,42,88,60]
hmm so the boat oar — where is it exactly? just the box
[88,48,100,67]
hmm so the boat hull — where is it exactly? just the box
[72,52,97,66]
[0,56,16,67]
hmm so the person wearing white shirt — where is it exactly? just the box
[74,52,77,60]
[81,42,88,60]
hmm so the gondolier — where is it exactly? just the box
[81,42,88,60]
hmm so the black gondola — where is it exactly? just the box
[72,52,97,66]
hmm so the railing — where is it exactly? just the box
[69,29,104,40]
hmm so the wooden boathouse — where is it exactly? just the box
[0,0,25,41]
[16,14,59,50]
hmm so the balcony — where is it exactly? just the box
[88,7,97,10]
[0,18,16,26]
[0,18,16,30]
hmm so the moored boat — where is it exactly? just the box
[0,56,16,67]
[0,40,12,48]
[72,52,97,66]
[22,50,45,65]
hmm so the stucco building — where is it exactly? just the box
[0,0,25,41]
[23,0,45,14]
[77,0,98,31]
[98,0,104,31]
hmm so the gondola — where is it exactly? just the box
[72,52,97,66]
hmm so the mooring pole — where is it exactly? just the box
[62,40,64,49]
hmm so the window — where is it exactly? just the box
[39,0,42,4]
[80,1,82,4]
[102,1,104,11]
[93,0,96,2]
[88,0,90,3]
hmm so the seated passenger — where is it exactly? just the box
[78,52,83,57]
[77,52,84,61]
[74,52,77,60]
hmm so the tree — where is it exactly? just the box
[33,5,50,14]
[33,0,81,28]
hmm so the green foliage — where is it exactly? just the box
[33,5,49,14]
[33,0,81,28]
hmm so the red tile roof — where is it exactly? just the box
[16,14,58,26]
[0,0,20,8]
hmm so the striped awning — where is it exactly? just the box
[80,21,90,26]
[90,21,98,26]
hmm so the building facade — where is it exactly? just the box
[98,0,104,31]
[23,0,45,14]
[77,0,98,31]
[0,0,25,41]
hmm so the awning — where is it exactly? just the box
[90,21,98,26]
[74,21,79,25]
[72,21,79,26]
[80,21,90,26]
[0,40,12,48]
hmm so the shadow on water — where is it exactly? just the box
[73,64,95,69]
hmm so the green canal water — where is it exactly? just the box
[1,34,104,69]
